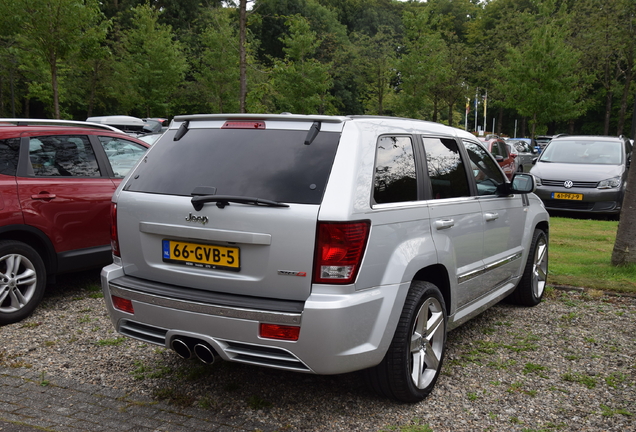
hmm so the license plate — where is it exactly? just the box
[552,192,583,200]
[162,240,240,271]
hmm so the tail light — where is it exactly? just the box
[313,221,370,285]
[112,295,134,314]
[222,121,265,129]
[260,323,300,341]
[110,203,120,257]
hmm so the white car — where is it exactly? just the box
[101,114,549,402]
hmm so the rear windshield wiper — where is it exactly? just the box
[191,195,290,211]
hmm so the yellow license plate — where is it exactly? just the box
[162,240,240,271]
[552,192,583,200]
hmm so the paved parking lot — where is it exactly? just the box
[1,366,272,431]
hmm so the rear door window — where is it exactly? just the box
[0,138,21,176]
[373,136,417,204]
[126,128,340,205]
[28,135,100,177]
[422,137,470,199]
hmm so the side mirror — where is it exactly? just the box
[497,173,535,196]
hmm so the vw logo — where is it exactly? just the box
[563,180,573,189]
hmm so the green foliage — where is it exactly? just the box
[270,15,335,114]
[113,4,187,117]
[193,8,241,113]
[0,0,634,135]
[495,2,590,136]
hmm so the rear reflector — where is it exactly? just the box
[260,323,300,341]
[222,121,265,129]
[313,220,371,285]
[112,296,134,314]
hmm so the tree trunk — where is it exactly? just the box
[51,61,60,119]
[611,151,636,265]
[497,107,503,135]
[447,103,453,127]
[617,69,633,136]
[239,0,247,113]
[631,91,636,141]
[604,90,613,135]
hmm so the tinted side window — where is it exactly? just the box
[489,141,501,157]
[99,136,147,178]
[422,137,470,199]
[0,138,20,176]
[29,135,100,177]
[464,140,506,196]
[373,136,417,204]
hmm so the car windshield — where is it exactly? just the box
[539,140,622,165]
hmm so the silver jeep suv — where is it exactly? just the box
[101,114,549,402]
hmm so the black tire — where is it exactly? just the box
[366,281,447,402]
[508,229,548,306]
[0,240,47,325]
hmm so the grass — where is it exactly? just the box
[548,217,636,294]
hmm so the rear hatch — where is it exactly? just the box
[115,115,345,302]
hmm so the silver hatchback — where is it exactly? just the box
[101,114,549,402]
[530,135,632,215]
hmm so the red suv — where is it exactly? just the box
[479,135,517,180]
[0,119,149,324]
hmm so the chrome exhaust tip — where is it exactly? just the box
[193,343,217,364]
[170,338,192,360]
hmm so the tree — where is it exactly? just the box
[9,0,105,118]
[570,0,635,135]
[611,152,636,266]
[114,4,187,117]
[351,27,398,115]
[270,15,335,114]
[495,2,590,138]
[194,7,241,113]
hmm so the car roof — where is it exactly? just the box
[0,118,125,133]
[550,135,623,142]
[0,120,150,146]
[170,113,479,141]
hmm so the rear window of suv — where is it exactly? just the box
[125,128,341,205]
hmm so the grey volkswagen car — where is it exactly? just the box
[530,135,632,215]
[101,114,549,402]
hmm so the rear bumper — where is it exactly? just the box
[101,264,408,375]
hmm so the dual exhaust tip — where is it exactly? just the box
[170,337,218,364]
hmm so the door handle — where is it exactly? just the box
[484,212,499,221]
[31,193,56,200]
[435,219,455,230]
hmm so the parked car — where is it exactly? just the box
[506,138,539,173]
[479,135,517,179]
[143,118,169,133]
[101,113,549,402]
[0,119,149,324]
[535,135,553,152]
[530,135,632,215]
[86,115,155,137]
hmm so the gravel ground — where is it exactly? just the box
[1,270,635,432]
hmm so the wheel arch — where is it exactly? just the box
[0,225,58,275]
[412,264,451,317]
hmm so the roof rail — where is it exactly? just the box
[0,118,125,134]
